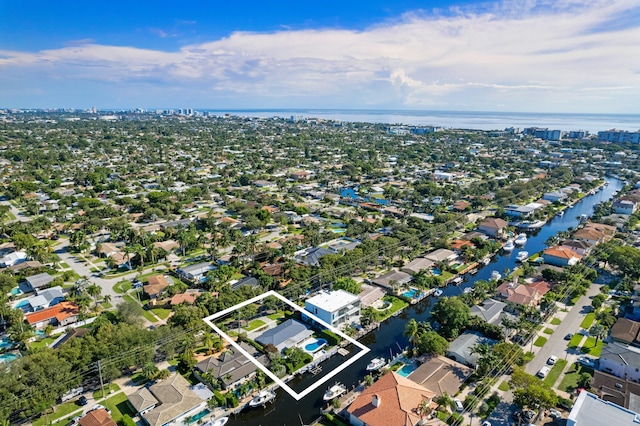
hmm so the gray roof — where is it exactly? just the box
[372,270,412,289]
[401,257,435,274]
[27,286,64,310]
[129,387,158,412]
[600,343,640,368]
[195,346,262,387]
[446,332,497,367]
[424,249,457,262]
[135,373,203,426]
[569,391,640,426]
[470,299,506,325]
[296,247,333,266]
[25,273,54,290]
[255,319,313,352]
[178,262,214,276]
[231,276,259,291]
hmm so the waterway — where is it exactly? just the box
[229,177,623,426]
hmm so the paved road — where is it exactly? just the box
[0,199,31,223]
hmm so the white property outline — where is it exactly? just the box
[202,290,370,400]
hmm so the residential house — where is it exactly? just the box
[560,239,593,256]
[446,332,497,368]
[0,250,27,268]
[542,246,582,266]
[478,218,509,238]
[357,284,386,308]
[573,228,607,246]
[592,369,640,411]
[22,272,55,292]
[452,200,471,212]
[255,319,314,353]
[152,240,180,253]
[408,356,472,398]
[304,289,360,329]
[543,191,567,203]
[24,301,79,329]
[230,276,260,291]
[194,344,266,390]
[143,275,170,300]
[79,409,117,426]
[610,318,640,346]
[169,289,204,306]
[424,249,458,265]
[295,247,333,267]
[469,299,507,325]
[371,270,412,292]
[347,371,436,426]
[599,343,640,382]
[23,286,65,312]
[401,257,435,275]
[504,203,543,218]
[177,262,215,281]
[495,279,550,307]
[568,390,640,426]
[614,199,638,215]
[129,373,205,426]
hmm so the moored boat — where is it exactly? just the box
[463,287,473,294]
[433,288,443,297]
[366,357,387,371]
[514,233,527,245]
[203,417,229,426]
[503,239,515,252]
[491,271,502,281]
[249,390,276,408]
[452,276,463,284]
[516,251,529,262]
[323,383,347,401]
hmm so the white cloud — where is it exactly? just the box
[1,0,639,111]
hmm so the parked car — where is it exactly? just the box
[523,409,537,421]
[564,333,573,340]
[547,355,558,365]
[78,396,88,406]
[578,356,596,368]
[549,408,562,418]
[537,366,550,378]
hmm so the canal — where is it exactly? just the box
[230,177,623,426]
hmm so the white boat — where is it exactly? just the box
[249,390,276,407]
[516,251,529,262]
[452,276,463,284]
[580,214,588,221]
[503,240,515,252]
[323,383,347,401]
[491,271,502,281]
[366,357,387,371]
[204,418,229,426]
[463,287,473,294]
[433,288,443,297]
[469,268,478,275]
[558,210,564,217]
[514,233,527,245]
[482,257,491,265]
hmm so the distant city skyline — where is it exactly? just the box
[1,0,639,113]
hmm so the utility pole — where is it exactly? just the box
[98,360,106,400]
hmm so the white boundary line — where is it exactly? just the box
[202,290,370,400]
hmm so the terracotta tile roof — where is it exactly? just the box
[543,246,581,260]
[347,372,436,426]
[479,217,508,229]
[79,409,117,426]
[25,301,79,325]
[169,290,203,306]
[144,275,170,297]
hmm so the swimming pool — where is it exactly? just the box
[431,268,442,275]
[188,408,210,423]
[0,353,19,364]
[402,289,424,299]
[397,363,416,378]
[304,338,328,353]
[0,337,12,349]
[13,299,30,310]
[10,287,22,296]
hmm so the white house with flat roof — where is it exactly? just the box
[568,390,640,426]
[304,289,360,329]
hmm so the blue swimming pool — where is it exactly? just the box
[13,299,30,310]
[10,287,22,296]
[0,353,19,364]
[188,408,210,423]
[431,268,442,275]
[402,289,424,299]
[397,363,416,378]
[304,338,328,353]
[0,337,12,349]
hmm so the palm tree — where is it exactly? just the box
[132,243,146,268]
[589,323,608,345]
[86,284,102,308]
[417,399,432,418]
[404,318,420,347]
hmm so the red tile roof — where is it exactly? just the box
[25,301,79,325]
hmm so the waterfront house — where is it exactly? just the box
[255,319,314,353]
[614,199,638,215]
[129,373,205,426]
[478,218,509,238]
[371,270,412,292]
[347,371,436,426]
[446,332,497,368]
[542,246,582,267]
[304,289,360,329]
[409,356,472,398]
[24,301,79,329]
[177,262,215,281]
[401,257,435,275]
[194,344,266,390]
[469,298,507,325]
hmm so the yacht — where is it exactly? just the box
[482,257,491,265]
[491,271,502,281]
[463,287,473,294]
[514,233,527,246]
[366,357,387,371]
[558,210,564,217]
[452,276,463,284]
[433,288,443,297]
[503,240,515,252]
[469,268,478,275]
[249,390,276,408]
[204,418,229,426]
[323,382,347,401]
[516,251,529,262]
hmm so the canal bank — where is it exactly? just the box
[229,177,623,426]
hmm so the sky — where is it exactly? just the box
[1,0,639,113]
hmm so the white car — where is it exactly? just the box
[547,355,558,365]
[549,408,562,418]
[537,366,550,378]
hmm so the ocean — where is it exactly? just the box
[206,109,640,133]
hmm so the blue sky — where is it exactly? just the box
[1,0,639,112]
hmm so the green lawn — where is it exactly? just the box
[152,308,172,320]
[498,381,510,391]
[32,401,83,426]
[379,296,409,321]
[267,310,284,320]
[245,319,266,331]
[582,338,604,356]
[543,328,554,335]
[122,295,157,322]
[569,333,584,348]
[543,359,568,386]
[101,301,112,309]
[559,364,588,393]
[113,280,132,294]
[30,336,59,349]
[104,392,136,423]
[93,383,121,399]
[534,336,548,347]
[569,295,580,305]
[441,271,454,282]
[580,313,595,329]
[551,317,562,325]
[59,262,70,268]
